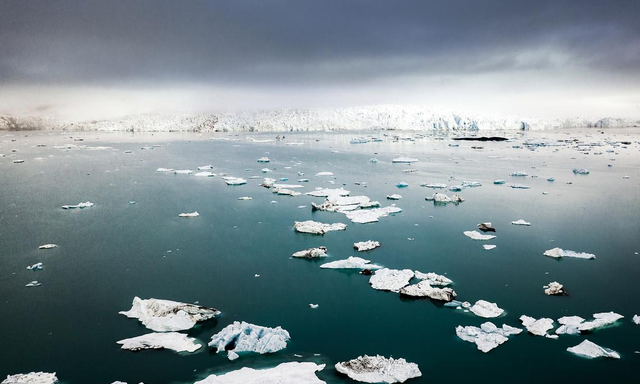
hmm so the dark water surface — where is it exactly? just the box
[1,129,639,383]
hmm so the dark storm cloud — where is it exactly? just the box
[0,0,639,86]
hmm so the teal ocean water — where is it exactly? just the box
[1,129,639,383]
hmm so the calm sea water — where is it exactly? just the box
[1,129,639,383]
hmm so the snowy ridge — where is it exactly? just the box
[3,105,639,132]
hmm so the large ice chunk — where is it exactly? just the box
[470,300,504,318]
[400,280,456,302]
[555,316,585,335]
[292,247,328,258]
[345,206,402,224]
[293,221,347,234]
[117,332,202,353]
[463,231,496,241]
[392,157,419,163]
[62,201,94,209]
[320,257,381,270]
[519,315,555,337]
[567,340,620,359]
[1,372,58,384]
[543,248,595,259]
[578,312,624,332]
[414,271,452,286]
[354,240,381,252]
[208,321,290,359]
[456,322,522,353]
[194,362,326,384]
[119,297,220,332]
[335,355,421,383]
[369,268,414,292]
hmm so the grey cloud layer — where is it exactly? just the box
[1,0,639,85]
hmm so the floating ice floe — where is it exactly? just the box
[62,201,94,209]
[315,171,334,176]
[208,321,290,360]
[555,316,586,335]
[292,246,328,258]
[414,271,452,286]
[306,188,350,197]
[426,193,463,204]
[320,256,382,270]
[335,355,421,384]
[543,248,595,260]
[520,315,555,337]
[25,281,41,287]
[273,187,301,196]
[119,297,220,332]
[511,171,528,176]
[633,315,640,325]
[483,245,497,250]
[1,372,58,384]
[178,212,199,218]
[198,165,213,170]
[223,177,247,185]
[420,183,447,189]
[309,304,319,309]
[27,263,43,271]
[578,312,624,332]
[257,157,270,163]
[194,171,216,177]
[369,268,414,293]
[387,194,402,200]
[462,181,482,188]
[572,168,590,175]
[511,219,531,226]
[157,168,174,172]
[293,221,347,235]
[567,340,620,359]
[117,332,201,353]
[463,231,496,241]
[392,157,419,164]
[400,280,457,301]
[395,182,409,188]
[261,168,272,173]
[311,195,378,212]
[354,240,381,252]
[193,362,326,384]
[456,322,522,353]
[469,300,504,318]
[38,244,57,249]
[345,206,402,224]
[174,170,193,175]
[238,197,252,200]
[448,185,462,192]
[510,184,530,189]
[12,159,25,164]
[494,180,506,184]
[544,281,565,295]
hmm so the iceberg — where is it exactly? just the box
[335,355,421,384]
[510,184,530,189]
[293,221,347,235]
[520,315,555,337]
[1,372,58,384]
[292,246,328,258]
[27,262,43,271]
[555,316,585,335]
[483,245,497,250]
[420,183,447,189]
[38,244,58,249]
[257,157,270,163]
[315,171,334,176]
[273,187,301,196]
[544,281,565,295]
[463,231,496,241]
[305,188,350,197]
[320,256,382,270]
[178,212,199,218]
[414,271,452,286]
[238,197,252,200]
[354,240,381,252]
[510,171,528,176]
[493,180,506,184]
[456,322,522,353]
[461,181,482,188]
[208,321,290,358]
[174,170,193,174]
[61,201,94,209]
[197,165,213,170]
[543,248,595,260]
[477,223,495,232]
[470,300,504,318]
[572,168,590,175]
[117,332,202,353]
[25,281,41,287]
[194,171,216,177]
[345,206,402,224]
[578,312,624,332]
[119,297,220,332]
[387,194,402,200]
[223,177,247,185]
[400,280,457,302]
[511,219,531,226]
[369,268,414,292]
[633,315,640,325]
[567,340,620,359]
[392,157,419,163]
[426,193,463,203]
[193,362,326,384]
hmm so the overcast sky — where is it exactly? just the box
[1,0,639,119]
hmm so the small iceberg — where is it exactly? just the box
[510,184,530,189]
[520,315,555,337]
[567,340,620,359]
[633,315,639,325]
[178,211,199,218]
[456,322,522,353]
[257,157,270,163]
[494,180,506,185]
[223,177,247,185]
[572,168,590,175]
[511,171,528,176]
[25,281,41,287]
[174,170,193,175]
[578,312,624,332]
[27,262,43,271]
[400,280,457,302]
[462,181,482,188]
[511,219,531,226]
[238,196,252,200]
[117,332,201,353]
[119,297,220,332]
[292,247,328,258]
[463,231,496,241]
[448,185,462,192]
[293,221,347,235]
[354,240,380,252]
[194,171,216,177]
[335,355,421,383]
[157,168,174,172]
[1,372,58,384]
[197,165,213,170]
[470,300,504,318]
[39,244,58,249]
[320,256,381,270]
[315,171,334,176]
[193,362,326,384]
[208,321,290,359]
[345,206,402,224]
[369,268,414,292]
[386,194,402,200]
[392,157,419,164]
[420,183,447,189]
[426,193,464,204]
[544,281,565,296]
[556,316,585,335]
[483,245,497,250]
[477,222,495,232]
[414,271,452,286]
[62,201,94,209]
[306,188,350,197]
[543,248,595,260]
[395,182,409,188]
